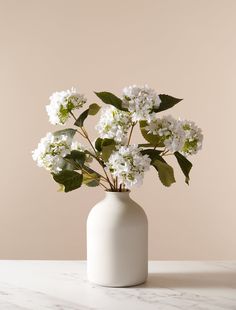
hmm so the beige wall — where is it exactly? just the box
[0,0,235,260]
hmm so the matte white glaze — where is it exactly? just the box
[87,191,148,287]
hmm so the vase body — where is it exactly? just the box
[87,191,148,287]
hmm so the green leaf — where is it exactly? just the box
[60,158,77,171]
[83,165,100,176]
[94,91,128,111]
[88,103,101,115]
[95,137,103,152]
[154,94,183,112]
[83,174,100,187]
[53,128,77,139]
[101,138,116,147]
[64,150,86,168]
[153,159,176,187]
[138,143,154,148]
[57,184,65,192]
[94,138,116,161]
[141,149,163,162]
[174,151,192,184]
[74,109,88,127]
[139,121,164,147]
[74,103,101,127]
[101,139,116,162]
[52,170,83,192]
[141,149,175,187]
[102,145,116,162]
[82,166,100,187]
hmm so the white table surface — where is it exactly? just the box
[0,261,235,310]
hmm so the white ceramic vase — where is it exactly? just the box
[87,191,148,287]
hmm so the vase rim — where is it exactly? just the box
[105,190,130,195]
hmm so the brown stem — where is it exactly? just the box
[63,157,109,190]
[99,182,109,190]
[69,111,77,121]
[69,111,114,190]
[83,169,109,190]
[127,123,136,146]
[161,149,169,156]
[84,151,110,183]
[81,128,96,153]
[76,130,86,138]
[81,127,114,190]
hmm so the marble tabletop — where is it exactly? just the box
[0,261,235,310]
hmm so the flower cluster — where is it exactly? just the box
[122,85,161,122]
[32,133,91,174]
[106,145,151,189]
[33,85,203,192]
[181,120,203,156]
[46,88,86,125]
[32,133,73,173]
[145,116,203,155]
[95,106,132,143]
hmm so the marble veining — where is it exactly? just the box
[0,261,235,310]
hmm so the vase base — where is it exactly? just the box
[87,277,147,288]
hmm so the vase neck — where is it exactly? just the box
[104,191,131,201]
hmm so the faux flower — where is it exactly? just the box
[32,133,91,173]
[33,85,203,192]
[46,88,86,125]
[145,116,203,156]
[122,85,161,122]
[95,106,132,143]
[145,115,185,153]
[106,145,151,189]
[181,120,203,156]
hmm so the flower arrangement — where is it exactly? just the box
[32,85,203,192]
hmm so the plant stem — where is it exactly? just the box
[111,175,116,188]
[101,165,114,190]
[83,151,109,183]
[81,128,96,153]
[63,157,109,190]
[99,182,109,190]
[69,110,114,190]
[76,130,86,138]
[161,149,170,156]
[82,168,109,190]
[81,127,115,190]
[69,111,77,121]
[127,123,135,146]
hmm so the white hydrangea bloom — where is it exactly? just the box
[122,85,161,122]
[145,115,185,153]
[106,145,151,189]
[180,120,203,156]
[32,133,73,173]
[145,116,203,155]
[32,133,91,173]
[46,88,86,125]
[95,106,132,143]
